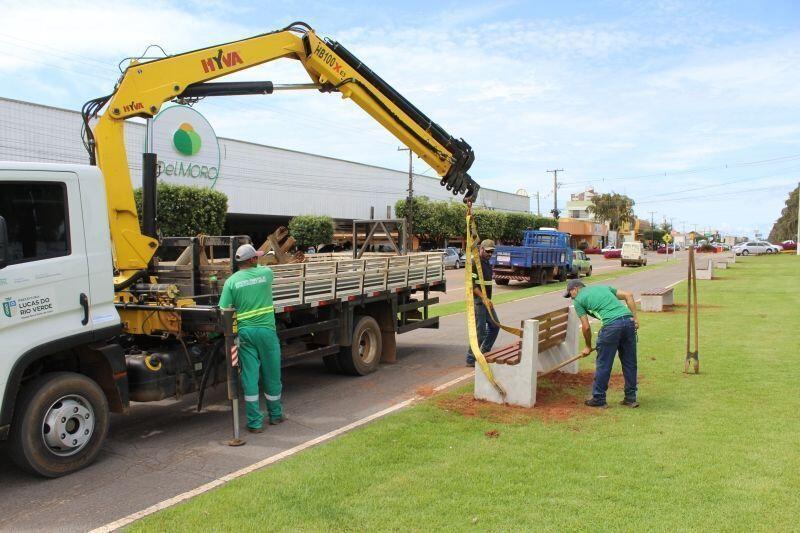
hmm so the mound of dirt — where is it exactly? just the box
[437,371,626,422]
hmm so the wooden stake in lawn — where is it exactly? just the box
[684,237,700,373]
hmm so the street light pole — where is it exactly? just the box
[796,181,799,256]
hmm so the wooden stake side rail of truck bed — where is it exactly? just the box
[270,253,445,312]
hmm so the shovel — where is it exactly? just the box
[539,348,595,378]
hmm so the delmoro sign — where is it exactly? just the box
[151,106,221,188]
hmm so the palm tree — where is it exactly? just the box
[587,193,635,231]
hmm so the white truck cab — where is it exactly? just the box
[0,162,123,476]
[621,241,647,267]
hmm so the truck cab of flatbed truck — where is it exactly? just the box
[0,162,125,477]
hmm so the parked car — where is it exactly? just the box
[734,241,779,255]
[657,244,677,254]
[781,240,797,250]
[603,249,622,259]
[621,241,647,266]
[601,245,618,254]
[440,247,462,269]
[570,250,593,277]
[446,246,466,268]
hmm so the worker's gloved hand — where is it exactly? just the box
[581,346,593,356]
[633,318,640,330]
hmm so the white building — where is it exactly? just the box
[564,188,599,220]
[0,97,528,226]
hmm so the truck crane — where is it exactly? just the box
[0,22,480,477]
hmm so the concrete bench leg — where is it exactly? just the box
[474,319,538,407]
[641,295,663,312]
[696,259,713,280]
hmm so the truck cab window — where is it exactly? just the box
[0,182,69,264]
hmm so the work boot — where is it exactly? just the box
[247,426,264,434]
[269,415,287,425]
[584,398,607,408]
[619,398,640,408]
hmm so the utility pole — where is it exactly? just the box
[546,169,563,219]
[649,211,656,250]
[535,191,541,216]
[796,181,799,255]
[398,147,413,252]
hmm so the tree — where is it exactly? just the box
[288,215,334,249]
[134,182,227,237]
[768,184,799,242]
[502,213,536,243]
[472,209,505,241]
[587,193,635,231]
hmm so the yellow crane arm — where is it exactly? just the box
[84,22,479,284]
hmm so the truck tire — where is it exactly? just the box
[8,372,109,478]
[338,315,382,376]
[558,269,568,282]
[495,278,509,286]
[537,269,548,286]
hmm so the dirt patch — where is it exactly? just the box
[663,303,723,312]
[416,385,436,398]
[437,371,627,423]
[485,429,500,438]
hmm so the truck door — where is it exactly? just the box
[0,171,92,383]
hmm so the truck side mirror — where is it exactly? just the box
[0,215,8,269]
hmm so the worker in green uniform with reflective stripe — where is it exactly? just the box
[219,244,285,433]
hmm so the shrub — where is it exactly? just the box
[134,182,227,237]
[288,215,334,249]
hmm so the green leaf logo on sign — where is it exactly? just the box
[173,123,202,156]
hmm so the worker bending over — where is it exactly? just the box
[220,244,285,432]
[466,239,500,367]
[564,280,640,408]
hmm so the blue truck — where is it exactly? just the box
[490,230,573,285]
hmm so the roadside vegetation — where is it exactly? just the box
[132,255,800,531]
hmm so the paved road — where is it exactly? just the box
[0,258,687,532]
[440,250,680,302]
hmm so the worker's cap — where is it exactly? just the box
[235,244,265,262]
[563,279,585,298]
[480,239,496,251]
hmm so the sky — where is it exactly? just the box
[1,0,799,238]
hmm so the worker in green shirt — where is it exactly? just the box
[219,244,285,432]
[564,280,640,408]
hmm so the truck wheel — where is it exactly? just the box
[9,372,109,478]
[495,279,509,286]
[558,269,567,282]
[338,315,382,376]
[537,269,548,286]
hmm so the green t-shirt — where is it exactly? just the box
[573,285,632,327]
[218,265,276,329]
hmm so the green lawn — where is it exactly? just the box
[132,255,800,532]
[431,260,671,318]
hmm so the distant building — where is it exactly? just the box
[558,218,608,248]
[564,188,599,220]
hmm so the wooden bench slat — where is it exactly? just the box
[539,321,568,340]
[484,341,522,365]
[495,351,521,364]
[538,332,567,353]
[532,308,570,322]
[642,287,674,296]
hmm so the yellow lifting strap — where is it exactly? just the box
[467,216,523,338]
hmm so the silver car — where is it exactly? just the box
[441,248,462,269]
[734,241,779,255]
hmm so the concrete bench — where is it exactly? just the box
[696,259,713,280]
[474,307,579,407]
[641,287,674,312]
[714,259,728,269]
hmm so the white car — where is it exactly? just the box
[601,245,618,253]
[734,241,780,255]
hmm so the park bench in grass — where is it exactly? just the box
[641,287,675,312]
[474,306,579,407]
[696,258,714,280]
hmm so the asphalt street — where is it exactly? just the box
[0,254,687,532]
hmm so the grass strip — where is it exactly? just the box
[132,255,800,532]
